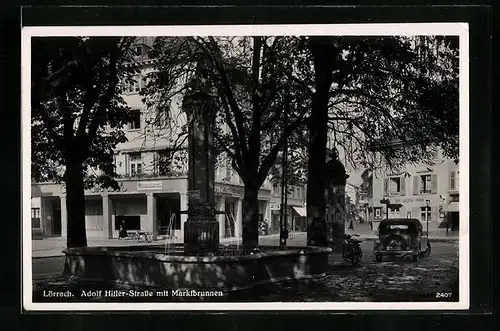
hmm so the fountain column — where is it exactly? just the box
[183,92,219,254]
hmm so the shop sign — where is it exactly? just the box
[270,202,280,210]
[215,184,244,196]
[137,181,163,190]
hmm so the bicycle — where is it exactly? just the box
[131,230,153,243]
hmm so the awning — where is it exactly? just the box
[445,202,459,212]
[292,206,307,217]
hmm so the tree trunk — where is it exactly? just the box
[65,155,88,248]
[241,185,259,250]
[306,39,334,246]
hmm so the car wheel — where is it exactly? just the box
[413,252,420,262]
[375,255,382,263]
[424,242,431,257]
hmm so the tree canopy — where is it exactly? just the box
[31,36,138,247]
[31,36,138,189]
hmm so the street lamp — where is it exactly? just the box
[425,200,431,237]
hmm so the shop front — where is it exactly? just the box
[31,178,271,241]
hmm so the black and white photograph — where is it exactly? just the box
[22,24,468,310]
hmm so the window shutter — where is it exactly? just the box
[400,176,406,195]
[431,174,438,193]
[124,154,129,174]
[153,153,158,174]
[450,171,456,190]
[413,176,419,195]
[384,178,389,195]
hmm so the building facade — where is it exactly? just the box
[268,183,307,235]
[30,37,305,241]
[359,151,460,233]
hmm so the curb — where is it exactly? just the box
[33,254,65,259]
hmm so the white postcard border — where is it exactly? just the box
[22,23,470,311]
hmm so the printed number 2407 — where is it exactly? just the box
[436,292,453,298]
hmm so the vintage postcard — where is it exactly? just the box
[22,23,469,311]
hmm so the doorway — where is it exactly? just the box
[52,199,62,236]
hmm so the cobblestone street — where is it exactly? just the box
[254,241,459,302]
[33,237,459,302]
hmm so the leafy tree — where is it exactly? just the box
[302,36,459,246]
[143,36,312,249]
[31,37,137,247]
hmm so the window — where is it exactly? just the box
[385,177,404,195]
[451,170,459,190]
[389,177,400,193]
[420,175,432,194]
[272,184,279,197]
[155,149,172,176]
[31,208,41,228]
[123,80,134,93]
[130,110,141,130]
[134,45,143,56]
[225,159,232,181]
[420,206,432,223]
[129,152,142,175]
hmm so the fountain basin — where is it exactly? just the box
[62,245,332,293]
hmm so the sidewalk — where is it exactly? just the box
[30,223,458,259]
[344,221,460,242]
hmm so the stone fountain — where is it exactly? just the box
[61,92,332,301]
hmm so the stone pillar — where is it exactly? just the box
[235,198,243,238]
[102,194,113,239]
[180,192,188,240]
[216,197,225,241]
[333,185,346,253]
[60,196,67,238]
[264,200,271,234]
[146,193,157,240]
[183,92,219,254]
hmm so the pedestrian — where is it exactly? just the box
[348,219,354,230]
[119,220,128,239]
[369,220,373,231]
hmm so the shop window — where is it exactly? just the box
[115,216,140,231]
[420,206,432,223]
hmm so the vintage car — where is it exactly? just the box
[374,218,431,262]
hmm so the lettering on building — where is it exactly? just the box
[137,181,163,190]
[270,203,280,211]
[214,184,244,196]
[61,183,127,194]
